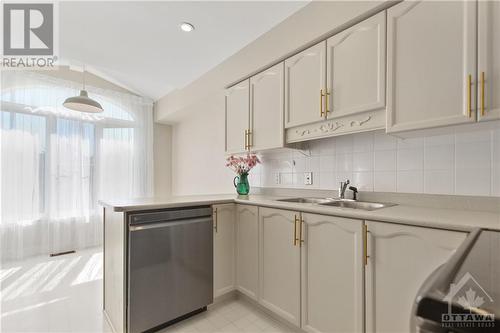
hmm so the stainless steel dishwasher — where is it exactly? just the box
[127,206,213,333]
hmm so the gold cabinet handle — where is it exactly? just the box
[481,71,485,116]
[467,74,472,118]
[247,129,252,150]
[299,218,304,246]
[214,208,218,233]
[363,224,370,265]
[244,130,248,150]
[293,215,296,246]
[320,89,324,117]
[325,89,331,115]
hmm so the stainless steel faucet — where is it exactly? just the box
[339,179,350,199]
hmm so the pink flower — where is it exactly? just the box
[225,153,261,175]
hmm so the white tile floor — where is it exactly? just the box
[1,247,110,333]
[160,300,292,333]
[0,248,292,333]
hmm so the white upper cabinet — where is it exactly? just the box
[326,12,386,119]
[235,205,259,300]
[259,207,301,326]
[225,80,249,154]
[365,221,467,333]
[386,1,477,133]
[285,41,327,128]
[250,63,284,151]
[478,1,500,122]
[213,204,235,298]
[301,213,364,333]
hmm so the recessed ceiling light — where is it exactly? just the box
[180,22,195,32]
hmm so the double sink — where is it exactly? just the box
[276,197,396,211]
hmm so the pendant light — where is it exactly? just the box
[63,69,104,113]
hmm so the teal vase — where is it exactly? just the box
[233,172,250,195]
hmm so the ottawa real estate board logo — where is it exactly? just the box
[2,2,58,68]
[442,272,495,329]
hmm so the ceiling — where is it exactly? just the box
[60,1,308,99]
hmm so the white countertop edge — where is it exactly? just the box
[99,194,500,233]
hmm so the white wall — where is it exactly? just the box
[254,128,500,197]
[158,1,390,195]
[153,122,172,197]
[170,94,236,195]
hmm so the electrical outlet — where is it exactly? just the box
[275,172,281,185]
[304,172,313,185]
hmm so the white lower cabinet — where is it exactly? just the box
[235,205,259,300]
[364,221,467,333]
[213,204,236,298]
[218,205,469,333]
[301,213,364,333]
[259,207,301,326]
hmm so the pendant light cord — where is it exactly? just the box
[82,65,86,90]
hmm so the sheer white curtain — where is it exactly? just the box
[0,71,154,262]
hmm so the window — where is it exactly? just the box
[0,71,153,261]
[1,111,46,224]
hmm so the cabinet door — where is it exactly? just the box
[213,204,235,298]
[285,41,326,128]
[259,207,300,326]
[478,1,500,121]
[250,62,284,151]
[387,1,477,133]
[326,11,386,119]
[365,221,467,333]
[235,205,259,300]
[225,80,249,154]
[301,213,364,333]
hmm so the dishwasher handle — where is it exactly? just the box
[129,206,212,226]
[129,216,212,232]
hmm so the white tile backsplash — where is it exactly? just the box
[353,171,374,191]
[424,170,455,194]
[319,172,335,190]
[292,157,306,173]
[373,171,397,192]
[336,153,353,172]
[253,128,500,197]
[397,148,423,171]
[335,135,354,154]
[374,131,397,150]
[424,144,454,170]
[306,156,320,174]
[374,150,396,171]
[397,170,423,193]
[424,134,455,146]
[319,155,335,173]
[353,132,374,152]
[455,141,491,169]
[353,152,373,172]
[455,168,490,196]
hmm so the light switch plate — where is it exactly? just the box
[304,172,313,185]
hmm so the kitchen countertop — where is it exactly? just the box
[99,194,500,232]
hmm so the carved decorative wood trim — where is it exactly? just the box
[350,116,372,127]
[294,115,374,137]
[295,129,312,136]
